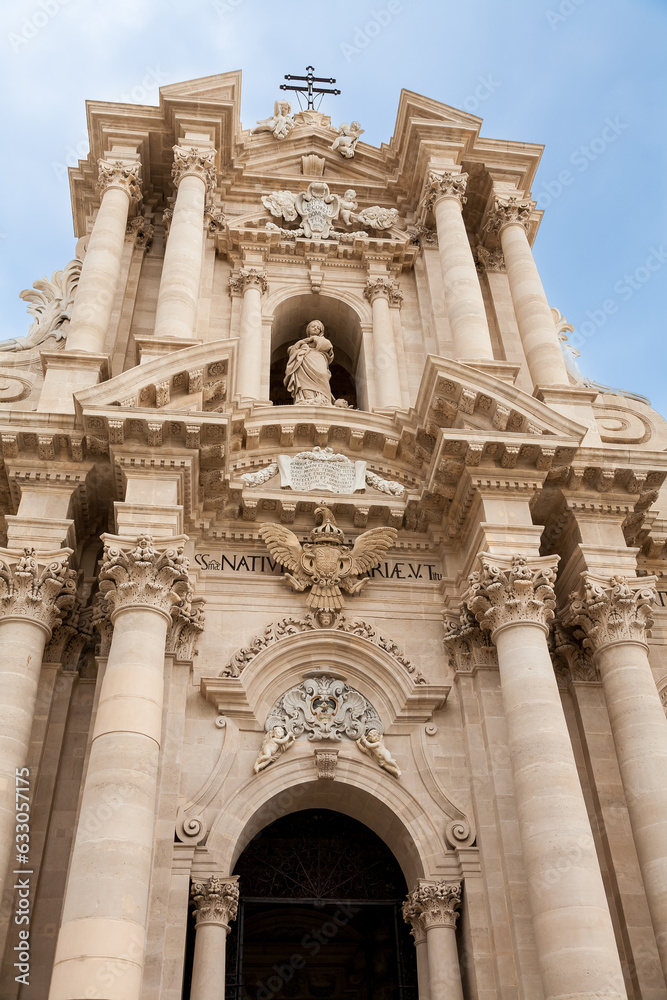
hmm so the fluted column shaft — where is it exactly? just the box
[463,555,627,1000]
[423,170,494,361]
[364,277,403,408]
[232,268,268,400]
[190,877,239,1000]
[154,146,216,341]
[0,549,75,901]
[49,536,195,1000]
[66,160,141,353]
[487,197,569,387]
[566,576,667,981]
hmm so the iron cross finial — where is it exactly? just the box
[280,66,341,111]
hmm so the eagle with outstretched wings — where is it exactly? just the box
[258,506,397,613]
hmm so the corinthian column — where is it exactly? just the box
[190,876,239,1000]
[462,555,626,1000]
[49,535,201,1000]
[364,276,403,408]
[485,197,569,387]
[154,145,217,342]
[230,267,268,400]
[0,549,75,900]
[66,159,142,353]
[403,881,462,1000]
[564,574,667,981]
[421,171,494,362]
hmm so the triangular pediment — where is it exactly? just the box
[159,70,242,107]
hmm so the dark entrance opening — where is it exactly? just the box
[226,809,418,1000]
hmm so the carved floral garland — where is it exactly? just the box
[221,612,425,683]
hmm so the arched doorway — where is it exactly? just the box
[226,809,418,1000]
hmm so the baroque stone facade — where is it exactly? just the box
[0,69,666,1000]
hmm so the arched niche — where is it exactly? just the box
[269,293,369,410]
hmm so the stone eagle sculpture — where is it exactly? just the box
[258,506,396,613]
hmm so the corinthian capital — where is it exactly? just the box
[364,276,403,307]
[485,195,535,235]
[462,553,559,635]
[403,880,462,932]
[421,170,468,213]
[97,159,142,203]
[172,145,217,194]
[0,548,77,634]
[99,534,193,621]
[563,574,655,653]
[228,267,268,296]
[190,876,239,926]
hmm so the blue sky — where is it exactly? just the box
[0,0,665,413]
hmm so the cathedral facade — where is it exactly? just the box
[0,70,665,1000]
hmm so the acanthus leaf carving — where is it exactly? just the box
[0,548,77,634]
[172,146,217,196]
[220,612,425,683]
[563,574,655,652]
[166,595,206,660]
[421,170,468,214]
[485,195,535,235]
[190,876,239,926]
[97,159,142,203]
[461,554,559,634]
[0,258,82,354]
[403,880,462,932]
[364,276,403,308]
[98,534,193,620]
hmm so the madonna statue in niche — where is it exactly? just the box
[283,320,335,406]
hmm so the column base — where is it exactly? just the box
[38,351,110,414]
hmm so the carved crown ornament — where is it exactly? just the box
[0,547,77,634]
[257,505,397,619]
[562,574,656,653]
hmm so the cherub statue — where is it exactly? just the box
[330,122,364,159]
[356,728,401,778]
[262,190,299,222]
[340,189,358,226]
[252,101,295,141]
[253,726,295,774]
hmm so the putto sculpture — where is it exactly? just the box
[258,506,397,617]
[330,121,364,158]
[253,726,295,773]
[283,321,335,405]
[252,100,295,140]
[356,728,401,778]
